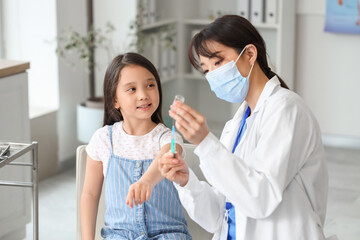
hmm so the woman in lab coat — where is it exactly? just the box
[159,15,329,240]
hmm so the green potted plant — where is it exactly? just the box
[56,22,115,106]
[56,0,114,143]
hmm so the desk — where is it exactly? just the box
[0,142,38,240]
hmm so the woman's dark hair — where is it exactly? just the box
[103,52,163,126]
[188,15,289,89]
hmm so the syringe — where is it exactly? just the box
[171,95,185,157]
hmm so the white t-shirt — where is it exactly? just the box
[86,121,183,177]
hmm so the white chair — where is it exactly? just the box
[76,144,213,240]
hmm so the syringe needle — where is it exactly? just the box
[170,95,185,158]
[171,125,176,157]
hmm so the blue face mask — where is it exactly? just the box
[205,46,254,103]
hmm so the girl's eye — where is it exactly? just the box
[203,69,209,75]
[127,88,135,92]
[147,83,155,88]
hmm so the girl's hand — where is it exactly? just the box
[169,101,209,145]
[159,152,189,187]
[126,180,153,208]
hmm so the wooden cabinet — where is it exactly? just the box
[0,60,31,240]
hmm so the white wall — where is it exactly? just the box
[2,0,59,109]
[31,110,58,180]
[2,0,84,166]
[295,1,360,145]
[56,0,87,163]
[93,0,136,97]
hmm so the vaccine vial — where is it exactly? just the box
[173,95,185,104]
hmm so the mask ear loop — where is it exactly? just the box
[232,46,248,68]
[244,45,255,79]
[247,63,255,79]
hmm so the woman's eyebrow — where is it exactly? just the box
[200,51,222,66]
[209,51,221,58]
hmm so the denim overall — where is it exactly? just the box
[101,125,192,240]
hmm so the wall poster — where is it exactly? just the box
[325,0,360,34]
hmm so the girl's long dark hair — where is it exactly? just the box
[188,15,289,89]
[103,52,163,126]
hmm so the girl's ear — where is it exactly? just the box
[114,99,120,109]
[245,44,257,65]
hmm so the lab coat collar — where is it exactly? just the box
[229,76,280,127]
[221,76,280,150]
[221,102,248,151]
[252,76,281,114]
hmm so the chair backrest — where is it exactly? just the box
[76,145,105,240]
[76,144,212,240]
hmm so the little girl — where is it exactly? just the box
[80,52,192,240]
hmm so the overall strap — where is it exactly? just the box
[108,125,114,154]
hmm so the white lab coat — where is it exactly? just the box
[175,77,329,240]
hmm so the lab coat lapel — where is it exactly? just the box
[221,102,248,151]
[252,76,281,114]
[221,76,281,151]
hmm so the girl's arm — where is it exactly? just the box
[80,156,104,240]
[159,152,225,234]
[126,143,182,208]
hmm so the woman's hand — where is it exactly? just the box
[169,101,209,145]
[126,180,153,208]
[159,152,189,187]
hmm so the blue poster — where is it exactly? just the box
[325,0,360,34]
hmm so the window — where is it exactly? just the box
[2,0,59,116]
